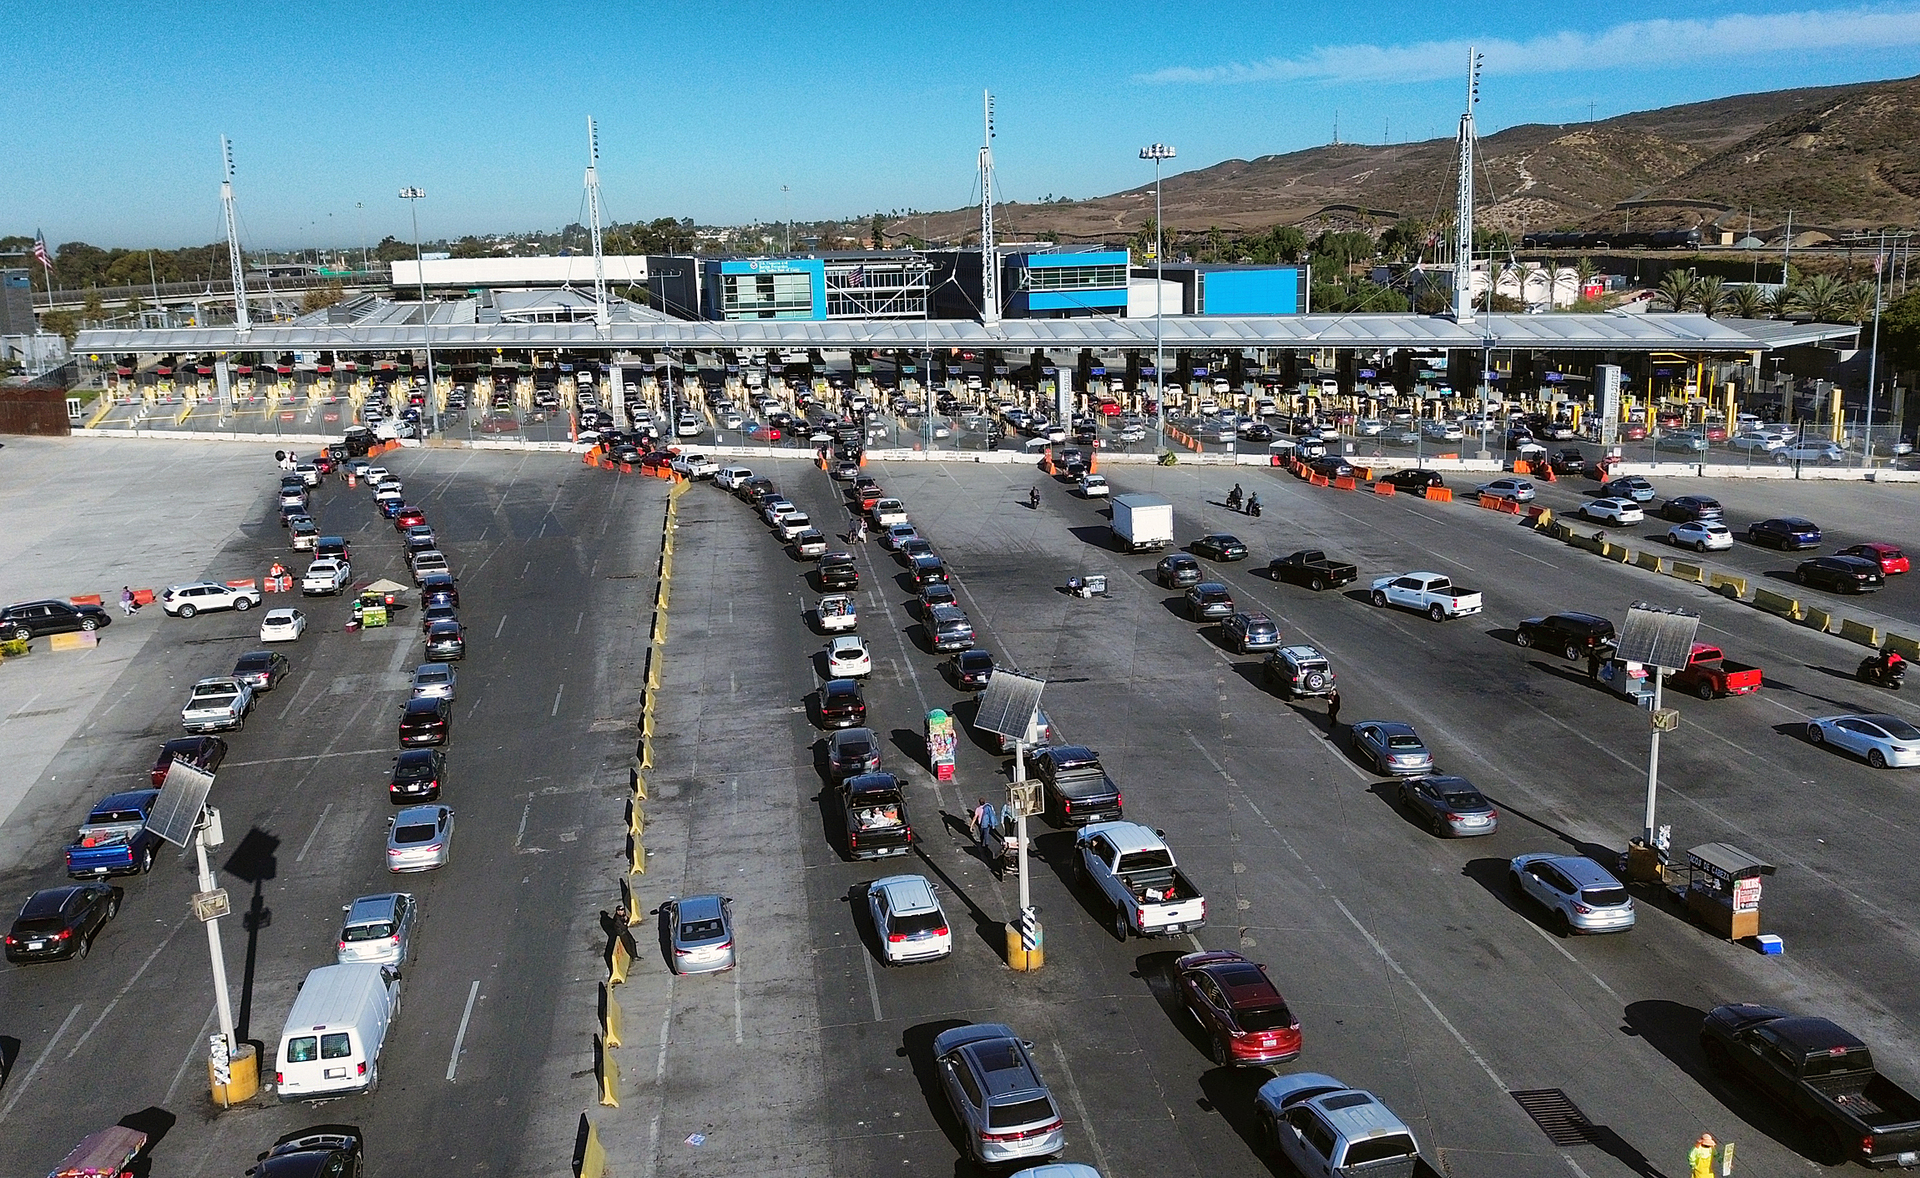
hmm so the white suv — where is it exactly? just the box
[163,581,262,618]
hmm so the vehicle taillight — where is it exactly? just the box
[358,1062,367,1076]
[56,928,72,940]
[276,1071,284,1084]
[1061,798,1072,814]
[337,940,347,951]
[933,926,949,937]
[1861,1134,1873,1156]
[1572,903,1593,915]
[888,933,907,943]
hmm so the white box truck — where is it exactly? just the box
[275,962,400,1101]
[1111,493,1174,552]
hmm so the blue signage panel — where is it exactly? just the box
[1200,268,1301,315]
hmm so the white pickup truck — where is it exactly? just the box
[1075,821,1207,940]
[816,595,858,632]
[301,558,351,595]
[1368,571,1484,621]
[182,677,255,733]
[869,498,909,527]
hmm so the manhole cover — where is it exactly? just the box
[1510,1089,1594,1147]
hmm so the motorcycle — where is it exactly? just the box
[1226,488,1243,513]
[1247,496,1262,518]
[1858,655,1906,690]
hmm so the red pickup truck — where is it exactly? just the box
[1664,643,1763,699]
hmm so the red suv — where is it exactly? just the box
[394,507,426,531]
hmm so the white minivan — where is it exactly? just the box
[275,962,400,1101]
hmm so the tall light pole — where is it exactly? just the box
[1861,230,1890,467]
[399,187,435,433]
[1140,143,1175,442]
[782,185,790,253]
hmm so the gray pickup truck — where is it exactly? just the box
[1269,549,1358,591]
[1075,821,1206,940]
[1701,1003,1920,1167]
[181,677,254,733]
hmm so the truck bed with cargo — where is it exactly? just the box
[1701,1003,1920,1168]
[1270,550,1359,591]
[839,773,915,860]
[1075,821,1206,939]
[66,789,163,878]
[1111,493,1174,552]
[1663,644,1764,700]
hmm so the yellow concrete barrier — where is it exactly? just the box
[597,1038,620,1107]
[577,1115,609,1178]
[641,709,655,738]
[640,734,653,770]
[1838,618,1883,648]
[631,765,648,800]
[1669,560,1705,583]
[1803,606,1834,634]
[1887,633,1920,660]
[1752,588,1802,620]
[85,396,114,429]
[620,877,643,926]
[651,612,665,644]
[48,632,99,651]
[601,984,624,1048]
[1603,544,1631,563]
[646,650,661,689]
[627,834,646,875]
[1530,507,1554,530]
[628,800,645,837]
[1635,551,1664,573]
[1709,573,1748,599]
[609,934,632,985]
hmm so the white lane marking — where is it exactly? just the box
[445,980,482,1080]
[1330,896,1508,1090]
[164,1007,220,1106]
[296,803,334,863]
[1524,922,1622,1000]
[643,992,675,1178]
[225,748,391,768]
[514,803,531,849]
[1508,547,1559,568]
[520,560,530,578]
[551,684,564,717]
[494,615,507,639]
[1049,1041,1114,1178]
[68,912,193,1057]
[0,1003,83,1124]
[5,692,43,721]
[861,944,884,1022]
[574,611,584,635]
[386,636,415,675]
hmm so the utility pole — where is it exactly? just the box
[220,136,250,333]
[399,187,434,431]
[1452,49,1483,323]
[586,116,610,335]
[1140,143,1176,447]
[782,185,790,253]
[1862,231,1887,467]
[980,91,1000,325]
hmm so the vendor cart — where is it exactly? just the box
[354,590,389,627]
[1599,657,1655,708]
[1680,842,1774,941]
[49,1126,147,1178]
[926,709,956,781]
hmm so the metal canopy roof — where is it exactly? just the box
[77,309,1857,355]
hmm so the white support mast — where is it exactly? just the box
[221,136,250,333]
[586,116,610,333]
[1452,49,1483,323]
[980,91,1000,325]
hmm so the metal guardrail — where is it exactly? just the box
[35,271,389,311]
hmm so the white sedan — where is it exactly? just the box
[826,635,872,677]
[1079,474,1110,497]
[258,608,307,642]
[1579,497,1644,525]
[1667,520,1734,551]
[1807,714,1920,769]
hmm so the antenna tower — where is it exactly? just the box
[220,136,250,332]
[586,117,609,333]
[980,91,999,325]
[1452,48,1483,323]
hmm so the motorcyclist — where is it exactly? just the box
[1247,492,1262,518]
[1227,483,1243,512]
[1029,485,1041,510]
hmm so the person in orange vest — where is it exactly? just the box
[268,561,287,587]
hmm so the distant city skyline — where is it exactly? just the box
[8,1,1920,250]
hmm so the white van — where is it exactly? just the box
[275,962,400,1101]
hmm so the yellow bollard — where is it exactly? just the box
[620,877,643,926]
[640,734,653,770]
[646,649,662,689]
[1005,923,1045,972]
[597,1038,620,1107]
[601,984,624,1048]
[578,1115,609,1178]
[642,709,655,738]
[651,613,666,644]
[209,1042,260,1106]
[609,934,631,985]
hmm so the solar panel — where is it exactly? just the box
[145,760,215,848]
[974,671,1045,740]
[1616,603,1701,671]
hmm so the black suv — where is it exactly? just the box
[826,727,881,779]
[1516,612,1616,659]
[249,1128,364,1178]
[398,697,453,746]
[928,605,975,652]
[1028,745,1122,826]
[2,599,112,641]
[819,679,867,728]
[1185,582,1234,622]
[1264,644,1336,698]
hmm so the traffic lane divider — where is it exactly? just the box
[1838,618,1882,647]
[1752,588,1802,620]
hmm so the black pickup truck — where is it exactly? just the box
[839,772,916,860]
[1268,550,1359,592]
[1028,744,1123,827]
[1701,1003,1920,1167]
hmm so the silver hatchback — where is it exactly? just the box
[410,663,456,701]
[933,1024,1066,1165]
[1509,853,1635,935]
[336,893,418,966]
[665,893,736,975]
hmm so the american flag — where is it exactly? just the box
[846,265,865,287]
[33,230,52,275]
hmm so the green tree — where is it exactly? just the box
[1655,270,1698,312]
[1694,275,1727,317]
[372,236,415,263]
[1789,273,1849,321]
[869,214,885,250]
[1765,284,1796,317]
[1882,289,1920,373]
[301,281,346,314]
[121,296,146,318]
[1727,284,1767,319]
[81,288,105,323]
[40,308,80,345]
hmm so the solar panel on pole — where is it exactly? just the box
[146,760,215,847]
[974,671,1045,740]
[1616,602,1701,670]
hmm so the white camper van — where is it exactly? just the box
[275,962,400,1101]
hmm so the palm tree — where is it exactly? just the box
[1728,284,1768,319]
[1574,256,1598,293]
[1839,281,1877,325]
[1765,284,1796,318]
[1790,273,1849,321]
[1695,275,1728,317]
[1655,269,1698,312]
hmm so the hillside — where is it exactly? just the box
[894,76,1915,244]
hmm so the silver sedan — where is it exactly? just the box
[386,805,454,872]
[665,893,736,974]
[1350,721,1435,776]
[1807,714,1920,769]
[410,663,456,701]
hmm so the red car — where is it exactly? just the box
[1174,950,1301,1066]
[856,484,885,510]
[1622,423,1649,441]
[1840,542,1911,575]
[394,507,426,530]
[1097,400,1123,417]
[150,736,228,786]
[1701,422,1728,442]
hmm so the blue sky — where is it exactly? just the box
[8,1,1920,249]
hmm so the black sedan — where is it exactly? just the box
[1191,534,1250,562]
[1156,554,1203,588]
[951,648,994,690]
[1659,495,1723,522]
[1516,612,1616,659]
[389,748,447,801]
[1795,555,1885,594]
[818,678,867,728]
[1381,468,1444,493]
[1747,517,1823,549]
[6,884,122,962]
[251,1129,364,1178]
[1398,775,1499,837]
[232,649,291,692]
[1308,456,1355,480]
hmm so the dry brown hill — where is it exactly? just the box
[894,76,1915,244]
